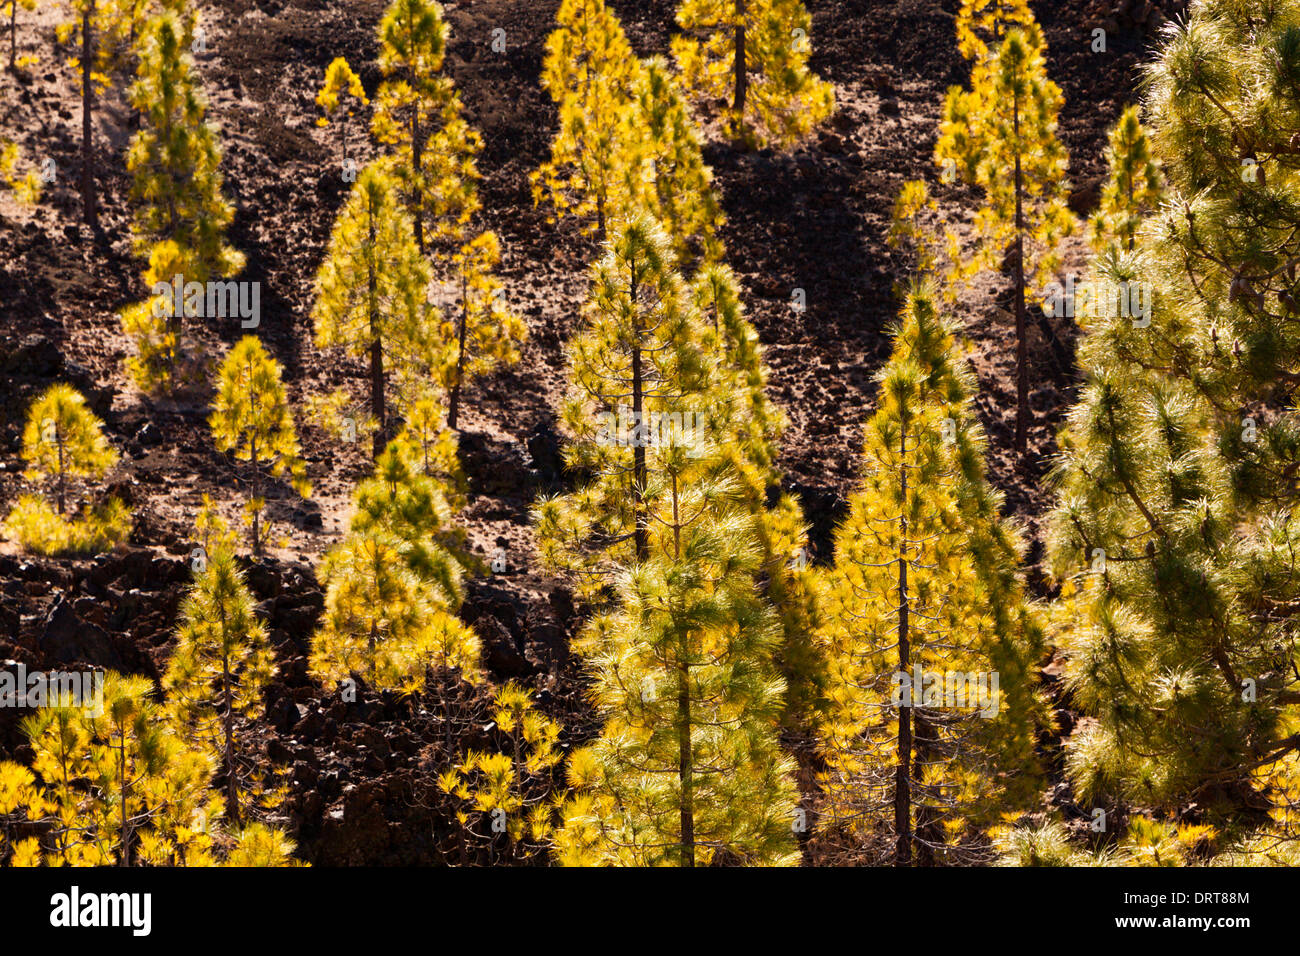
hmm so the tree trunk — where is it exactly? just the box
[9,5,16,72]
[629,263,649,562]
[411,112,424,254]
[448,276,469,430]
[1012,92,1028,455]
[894,425,912,866]
[732,0,748,120]
[221,605,240,827]
[81,3,96,229]
[56,436,66,515]
[118,733,129,866]
[677,661,695,866]
[367,201,385,458]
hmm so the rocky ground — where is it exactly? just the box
[0,0,1173,862]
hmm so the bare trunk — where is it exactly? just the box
[221,604,240,826]
[1013,93,1028,455]
[411,113,424,254]
[448,276,469,430]
[732,0,748,119]
[81,4,96,229]
[56,436,66,515]
[629,264,648,562]
[894,426,912,866]
[367,200,385,458]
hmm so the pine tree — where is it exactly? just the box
[17,384,117,517]
[439,231,527,430]
[0,671,297,866]
[3,673,217,866]
[1088,105,1163,255]
[532,0,643,243]
[536,218,799,865]
[350,436,468,592]
[312,160,440,456]
[1046,0,1300,847]
[316,55,370,166]
[630,56,725,271]
[5,384,130,555]
[438,681,563,863]
[370,0,480,254]
[163,534,277,827]
[209,336,310,555]
[310,527,480,694]
[816,283,1047,866]
[126,10,242,276]
[312,432,478,695]
[935,24,1072,453]
[534,217,714,583]
[397,396,465,492]
[672,0,834,149]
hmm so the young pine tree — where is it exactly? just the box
[536,218,799,865]
[533,0,643,243]
[816,283,1047,866]
[1047,0,1300,850]
[438,681,563,864]
[672,0,834,149]
[439,231,527,430]
[163,532,277,827]
[7,673,217,866]
[310,527,480,695]
[370,0,480,254]
[4,384,131,555]
[316,56,370,167]
[18,384,116,516]
[1088,105,1163,255]
[209,336,310,555]
[312,161,439,457]
[312,435,478,695]
[935,25,1072,453]
[126,10,243,280]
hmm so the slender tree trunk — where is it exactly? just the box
[81,3,96,229]
[249,436,261,556]
[732,0,748,120]
[670,473,694,866]
[221,606,240,827]
[118,733,129,866]
[1012,93,1028,455]
[894,426,912,866]
[629,264,648,562]
[56,436,66,515]
[677,660,695,866]
[367,202,385,458]
[448,276,469,430]
[9,5,16,72]
[411,113,424,254]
